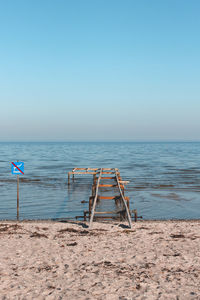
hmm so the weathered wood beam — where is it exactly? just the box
[99,184,118,187]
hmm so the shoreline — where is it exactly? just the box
[0,218,200,223]
[1,220,200,299]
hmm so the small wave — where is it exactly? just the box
[126,163,148,168]
[154,184,174,188]
[132,184,174,190]
[0,179,15,183]
[179,169,200,173]
[36,164,66,170]
[151,193,181,200]
[20,178,41,183]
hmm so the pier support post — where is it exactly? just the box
[68,173,70,185]
[89,196,94,216]
[93,174,97,185]
[121,185,125,196]
[125,196,130,210]
[92,184,96,196]
[134,209,138,222]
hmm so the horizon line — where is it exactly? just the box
[0,139,200,143]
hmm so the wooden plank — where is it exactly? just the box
[119,180,129,184]
[69,172,97,175]
[99,184,117,187]
[94,216,118,219]
[94,211,116,214]
[94,209,125,214]
[101,171,115,174]
[100,177,116,180]
[98,196,119,200]
[73,168,99,171]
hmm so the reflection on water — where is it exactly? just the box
[0,142,200,220]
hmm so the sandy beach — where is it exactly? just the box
[0,220,199,300]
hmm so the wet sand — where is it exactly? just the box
[0,220,200,299]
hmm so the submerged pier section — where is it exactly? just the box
[68,168,139,229]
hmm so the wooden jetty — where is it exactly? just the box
[68,168,136,229]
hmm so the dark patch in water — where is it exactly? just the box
[154,184,174,188]
[37,164,66,170]
[0,179,15,183]
[132,184,174,190]
[21,178,41,183]
[179,169,200,174]
[126,163,148,168]
[151,193,181,200]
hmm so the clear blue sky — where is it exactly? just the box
[0,0,200,141]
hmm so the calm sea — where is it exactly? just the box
[0,142,200,220]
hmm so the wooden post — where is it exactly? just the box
[17,175,19,221]
[92,184,96,196]
[68,173,70,185]
[72,173,75,182]
[89,196,93,215]
[134,209,138,222]
[121,185,125,195]
[125,196,130,210]
[93,174,97,185]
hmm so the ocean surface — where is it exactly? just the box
[0,142,200,220]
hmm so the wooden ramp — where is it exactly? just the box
[68,168,133,229]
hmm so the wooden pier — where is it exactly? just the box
[68,168,137,229]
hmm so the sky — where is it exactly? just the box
[0,0,200,141]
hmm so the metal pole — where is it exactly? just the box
[17,175,19,221]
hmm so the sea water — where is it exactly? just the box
[0,142,200,220]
